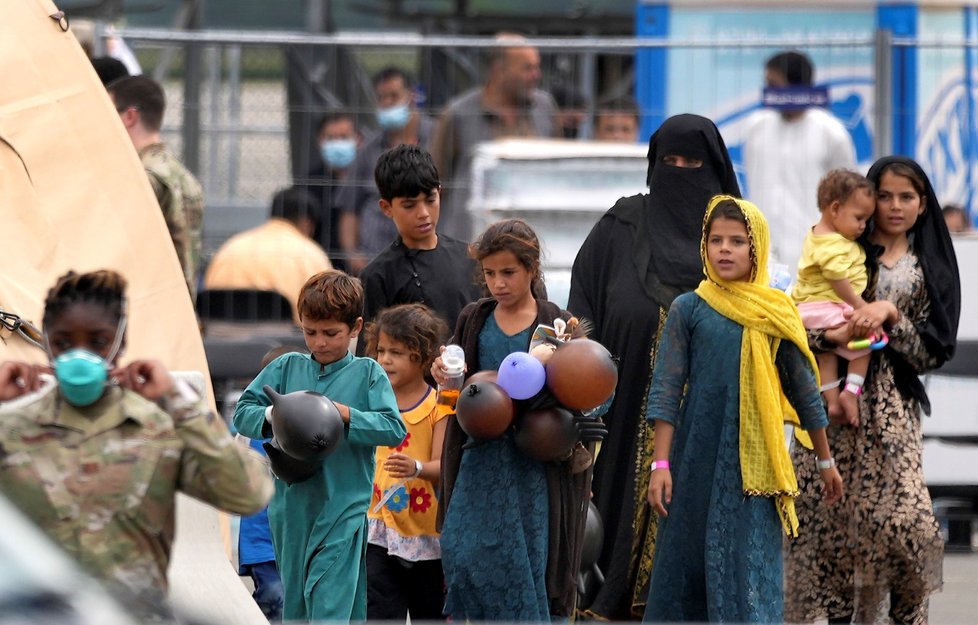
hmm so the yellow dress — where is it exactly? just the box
[368,386,446,560]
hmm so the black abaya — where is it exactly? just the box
[567,114,740,619]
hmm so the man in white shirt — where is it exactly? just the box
[743,51,856,271]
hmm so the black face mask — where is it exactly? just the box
[641,114,741,291]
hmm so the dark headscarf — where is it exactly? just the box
[864,156,961,412]
[611,114,740,307]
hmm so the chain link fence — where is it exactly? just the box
[98,28,978,260]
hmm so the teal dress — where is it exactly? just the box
[642,293,827,623]
[440,314,551,621]
[233,351,405,622]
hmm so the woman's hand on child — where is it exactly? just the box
[819,466,844,505]
[112,360,175,400]
[846,300,897,338]
[0,361,49,400]
[647,469,672,517]
[384,452,421,479]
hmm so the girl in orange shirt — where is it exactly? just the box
[363,303,450,620]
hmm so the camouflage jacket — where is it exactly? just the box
[140,143,204,297]
[0,382,272,614]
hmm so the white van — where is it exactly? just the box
[922,232,978,530]
[466,138,649,307]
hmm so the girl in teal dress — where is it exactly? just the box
[643,196,844,623]
[432,219,592,620]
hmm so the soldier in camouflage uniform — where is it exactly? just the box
[141,142,204,294]
[0,270,272,617]
[108,76,204,297]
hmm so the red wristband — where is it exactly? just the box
[651,460,670,472]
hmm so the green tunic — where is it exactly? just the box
[233,351,405,622]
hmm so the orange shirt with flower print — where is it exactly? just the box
[368,388,446,559]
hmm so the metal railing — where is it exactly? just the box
[96,27,978,256]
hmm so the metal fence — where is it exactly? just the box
[96,27,978,259]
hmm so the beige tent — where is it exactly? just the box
[0,3,265,623]
[0,0,204,375]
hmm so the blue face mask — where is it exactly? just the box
[46,311,127,407]
[54,349,110,406]
[320,139,357,169]
[376,102,411,131]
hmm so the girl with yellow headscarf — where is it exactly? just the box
[642,195,843,623]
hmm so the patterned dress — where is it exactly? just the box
[785,251,944,625]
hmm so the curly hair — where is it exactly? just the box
[817,168,874,212]
[43,269,127,328]
[362,304,449,385]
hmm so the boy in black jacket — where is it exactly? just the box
[358,145,482,349]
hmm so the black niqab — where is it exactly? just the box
[566,115,738,618]
[616,114,740,305]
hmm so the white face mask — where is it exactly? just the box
[376,102,411,131]
[320,139,357,168]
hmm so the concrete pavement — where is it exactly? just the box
[930,551,978,624]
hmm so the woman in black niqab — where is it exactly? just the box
[568,114,740,619]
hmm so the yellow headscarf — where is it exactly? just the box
[693,195,820,537]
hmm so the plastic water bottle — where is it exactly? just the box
[769,263,793,292]
[436,344,465,412]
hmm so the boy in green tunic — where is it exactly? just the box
[234,270,406,622]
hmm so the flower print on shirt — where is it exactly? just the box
[410,487,433,514]
[394,432,412,452]
[386,485,409,513]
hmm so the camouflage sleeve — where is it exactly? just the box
[160,383,273,515]
[147,170,194,290]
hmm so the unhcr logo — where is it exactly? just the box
[917,72,976,208]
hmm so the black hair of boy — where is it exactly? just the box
[374,145,440,203]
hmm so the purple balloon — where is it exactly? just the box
[496,351,547,400]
